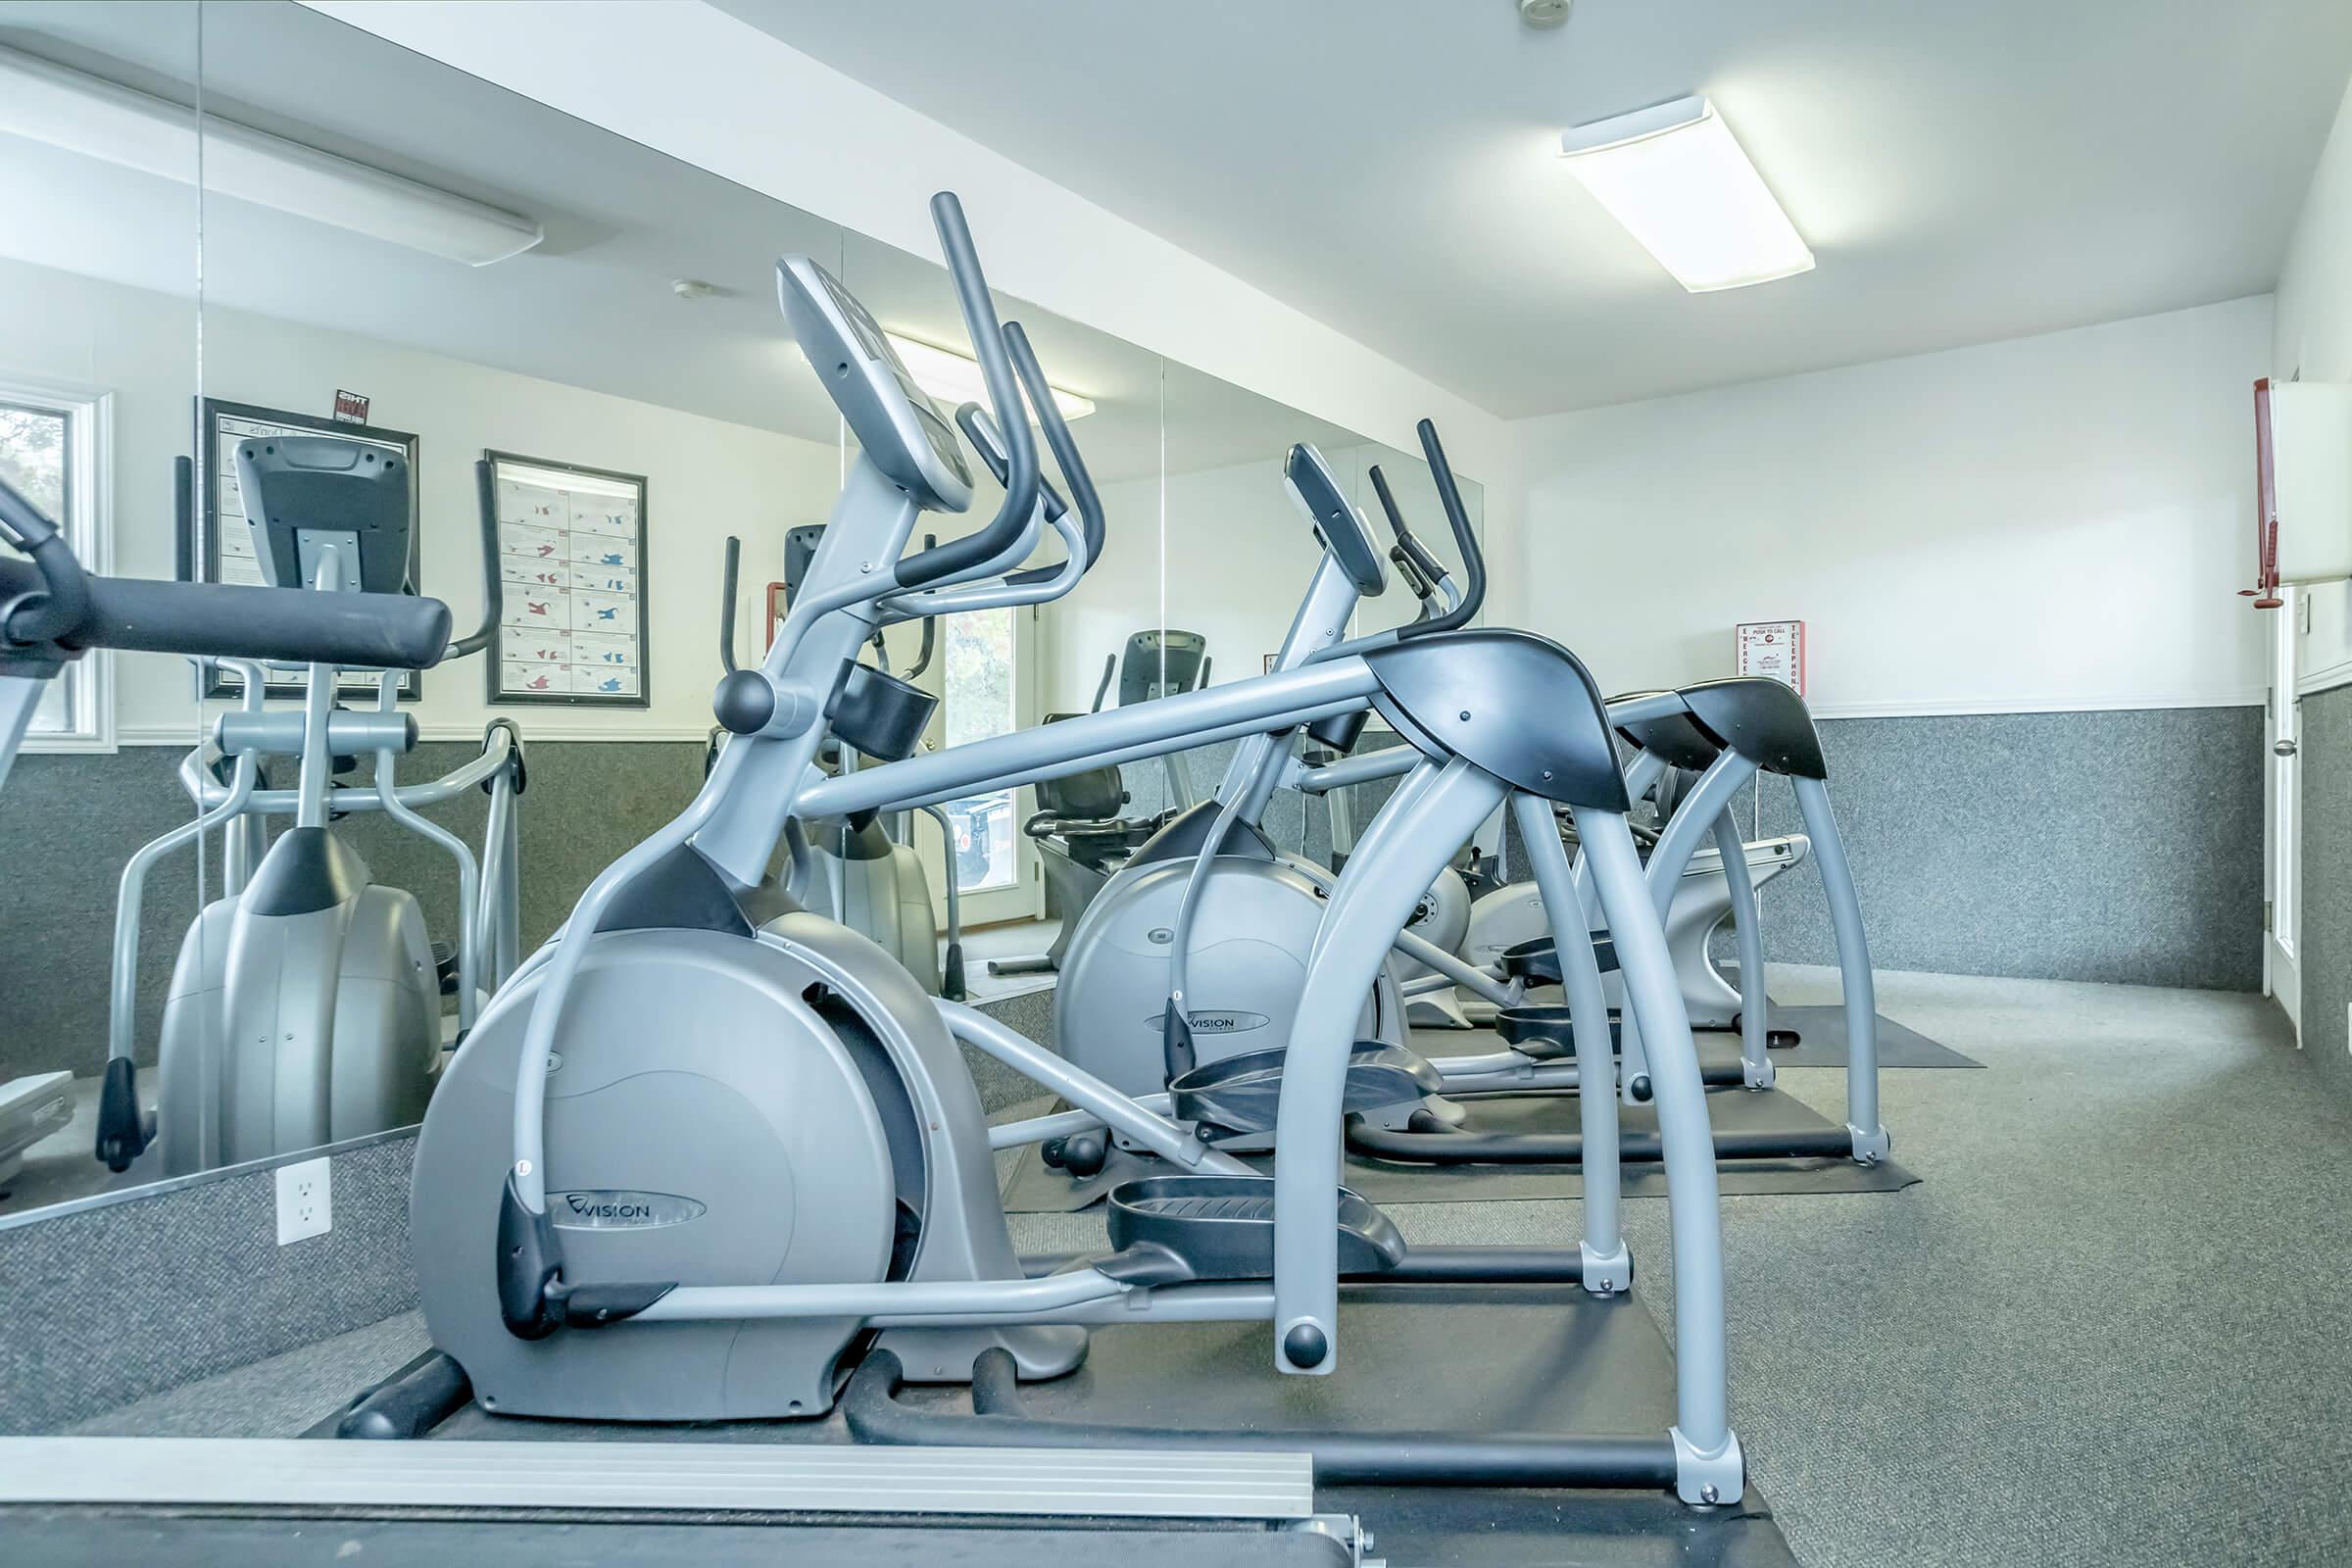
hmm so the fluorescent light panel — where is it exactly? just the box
[1559,95,1811,293]
[0,44,542,267]
[887,332,1096,422]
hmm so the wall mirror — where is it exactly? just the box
[0,0,1482,1226]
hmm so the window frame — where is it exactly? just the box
[2,374,114,753]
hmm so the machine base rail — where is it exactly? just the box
[845,1348,1682,1491]
[1345,1115,1864,1167]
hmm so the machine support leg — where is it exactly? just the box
[1791,775,1886,1163]
[1576,803,1742,1505]
[1513,791,1626,1292]
[1710,808,1774,1090]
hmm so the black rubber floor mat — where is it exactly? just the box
[1739,1002,1983,1068]
[420,1281,1797,1568]
[1001,1078,1920,1211]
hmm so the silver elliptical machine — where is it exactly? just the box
[386,193,1744,1506]
[96,444,523,1177]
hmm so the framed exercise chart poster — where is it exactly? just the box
[486,451,650,708]
[193,398,422,699]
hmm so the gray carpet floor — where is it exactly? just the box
[67,965,2352,1568]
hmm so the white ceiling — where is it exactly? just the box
[721,0,2352,418]
[0,0,1380,487]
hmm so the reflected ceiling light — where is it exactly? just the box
[0,44,543,267]
[885,332,1096,422]
[1558,95,1812,293]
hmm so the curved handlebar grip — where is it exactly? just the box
[0,472,91,646]
[1091,653,1116,713]
[907,613,937,681]
[895,193,1037,589]
[1002,320,1103,588]
[0,560,453,667]
[718,535,741,675]
[901,532,940,679]
[1395,419,1484,641]
[1367,465,1446,598]
[956,403,1067,524]
[448,460,503,661]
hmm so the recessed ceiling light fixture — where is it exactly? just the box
[0,44,543,267]
[886,332,1096,422]
[1558,95,1812,293]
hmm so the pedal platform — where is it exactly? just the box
[1101,1174,1406,1284]
[1168,1041,1442,1138]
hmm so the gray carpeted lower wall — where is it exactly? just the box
[2297,684,2352,1101]
[3,740,708,1082]
[4,704,2264,1086]
[1161,706,2265,996]
[1733,706,2263,993]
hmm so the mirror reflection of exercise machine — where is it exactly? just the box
[984,629,1209,980]
[711,531,967,999]
[100,446,523,1179]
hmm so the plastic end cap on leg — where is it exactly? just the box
[1282,1322,1330,1369]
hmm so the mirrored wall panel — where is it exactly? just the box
[0,0,1484,1223]
[0,0,202,1213]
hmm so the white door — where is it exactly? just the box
[2267,587,2300,1033]
[935,603,1042,926]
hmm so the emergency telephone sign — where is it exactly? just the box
[1735,620,1806,696]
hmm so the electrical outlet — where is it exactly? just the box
[274,1156,332,1246]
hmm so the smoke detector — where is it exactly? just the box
[1519,0,1571,29]
[671,277,718,300]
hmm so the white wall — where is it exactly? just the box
[2276,72,2352,691]
[1507,296,2272,715]
[300,4,1510,481]
[0,255,843,743]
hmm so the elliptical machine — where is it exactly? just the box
[986,627,1211,980]
[0,468,461,1183]
[393,192,1743,1505]
[96,443,523,1177]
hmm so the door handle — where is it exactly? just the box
[2275,739,2299,758]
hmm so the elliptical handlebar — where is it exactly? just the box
[1001,320,1104,587]
[717,536,741,676]
[893,193,1038,590]
[1367,465,1447,608]
[0,472,92,648]
[956,403,1068,527]
[448,459,505,661]
[1393,419,1484,641]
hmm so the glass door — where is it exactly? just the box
[937,603,1041,925]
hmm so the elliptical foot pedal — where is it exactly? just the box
[1494,1004,1577,1060]
[1168,1041,1442,1138]
[1101,1174,1404,1284]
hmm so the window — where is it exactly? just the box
[0,379,112,749]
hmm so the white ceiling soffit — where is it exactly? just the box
[722,0,2352,417]
[0,0,1349,484]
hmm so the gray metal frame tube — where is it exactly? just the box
[1710,808,1771,1087]
[1792,773,1885,1155]
[1513,790,1623,1280]
[1572,802,1735,1475]
[1273,757,1506,1373]
[937,1002,1250,1175]
[110,753,260,1067]
[798,658,1382,820]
